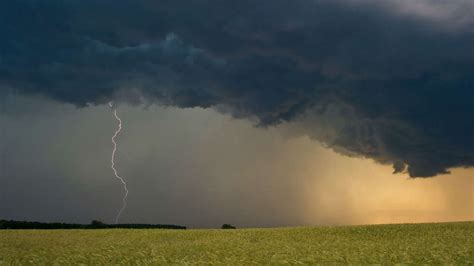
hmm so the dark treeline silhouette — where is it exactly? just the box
[0,220,186,230]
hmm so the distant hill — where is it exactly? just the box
[0,220,186,230]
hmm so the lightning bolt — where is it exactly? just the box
[109,102,129,224]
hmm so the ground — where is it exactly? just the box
[0,222,472,264]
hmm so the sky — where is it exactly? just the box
[0,0,473,227]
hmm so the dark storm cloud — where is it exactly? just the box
[1,0,473,177]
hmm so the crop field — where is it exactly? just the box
[0,222,472,264]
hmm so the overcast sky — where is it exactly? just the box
[1,0,473,227]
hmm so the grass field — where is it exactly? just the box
[0,222,472,264]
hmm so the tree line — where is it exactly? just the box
[0,220,186,230]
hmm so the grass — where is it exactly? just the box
[0,222,472,264]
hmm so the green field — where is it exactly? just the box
[0,222,472,264]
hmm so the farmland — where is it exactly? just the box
[0,222,472,264]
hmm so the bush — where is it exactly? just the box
[221,224,236,229]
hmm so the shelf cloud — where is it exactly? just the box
[1,0,473,177]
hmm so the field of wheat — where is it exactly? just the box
[0,222,472,264]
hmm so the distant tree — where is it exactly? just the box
[221,224,236,229]
[90,220,106,228]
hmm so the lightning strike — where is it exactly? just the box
[109,102,129,224]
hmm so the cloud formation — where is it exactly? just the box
[1,0,473,177]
